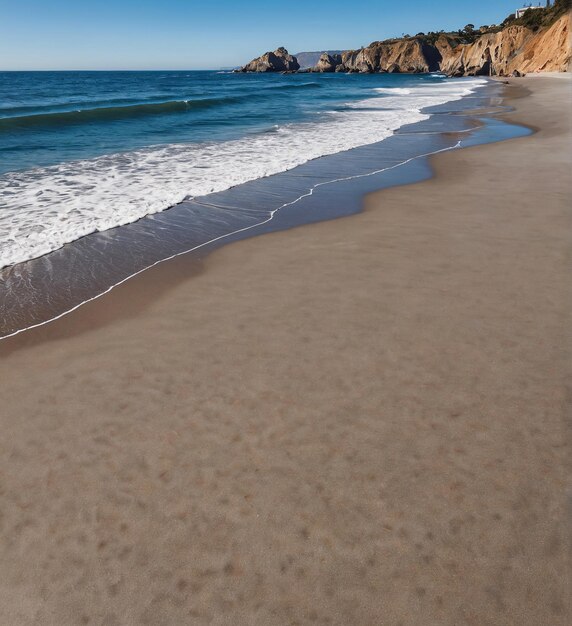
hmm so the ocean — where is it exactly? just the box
[0,70,528,338]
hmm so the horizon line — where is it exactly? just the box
[0,68,230,72]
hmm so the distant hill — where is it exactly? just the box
[294,51,344,69]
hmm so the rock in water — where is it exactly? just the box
[314,53,343,72]
[238,47,300,73]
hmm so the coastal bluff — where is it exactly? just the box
[437,11,571,76]
[238,8,571,76]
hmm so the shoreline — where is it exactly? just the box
[0,78,524,347]
[0,75,487,285]
[0,142,469,345]
[0,75,570,624]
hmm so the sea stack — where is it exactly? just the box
[313,53,343,72]
[237,47,300,72]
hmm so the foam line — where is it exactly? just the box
[0,140,462,342]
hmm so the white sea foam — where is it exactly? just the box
[0,78,486,269]
[373,87,413,94]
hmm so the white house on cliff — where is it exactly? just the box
[515,1,551,19]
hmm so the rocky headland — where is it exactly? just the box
[238,2,571,76]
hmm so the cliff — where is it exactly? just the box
[437,12,571,76]
[239,9,571,76]
[340,11,570,76]
[340,39,441,73]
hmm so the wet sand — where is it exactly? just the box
[0,75,570,625]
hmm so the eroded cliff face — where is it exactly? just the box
[437,27,529,76]
[352,12,571,76]
[341,39,441,73]
[438,12,571,76]
[508,10,571,73]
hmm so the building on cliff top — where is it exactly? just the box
[515,2,550,18]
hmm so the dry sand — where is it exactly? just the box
[0,75,571,625]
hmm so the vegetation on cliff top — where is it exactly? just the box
[373,0,571,49]
[502,0,571,29]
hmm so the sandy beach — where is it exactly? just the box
[0,74,570,625]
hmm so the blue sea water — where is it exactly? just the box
[1,71,466,174]
[0,70,487,269]
[1,70,371,173]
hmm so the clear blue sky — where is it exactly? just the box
[1,1,529,70]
